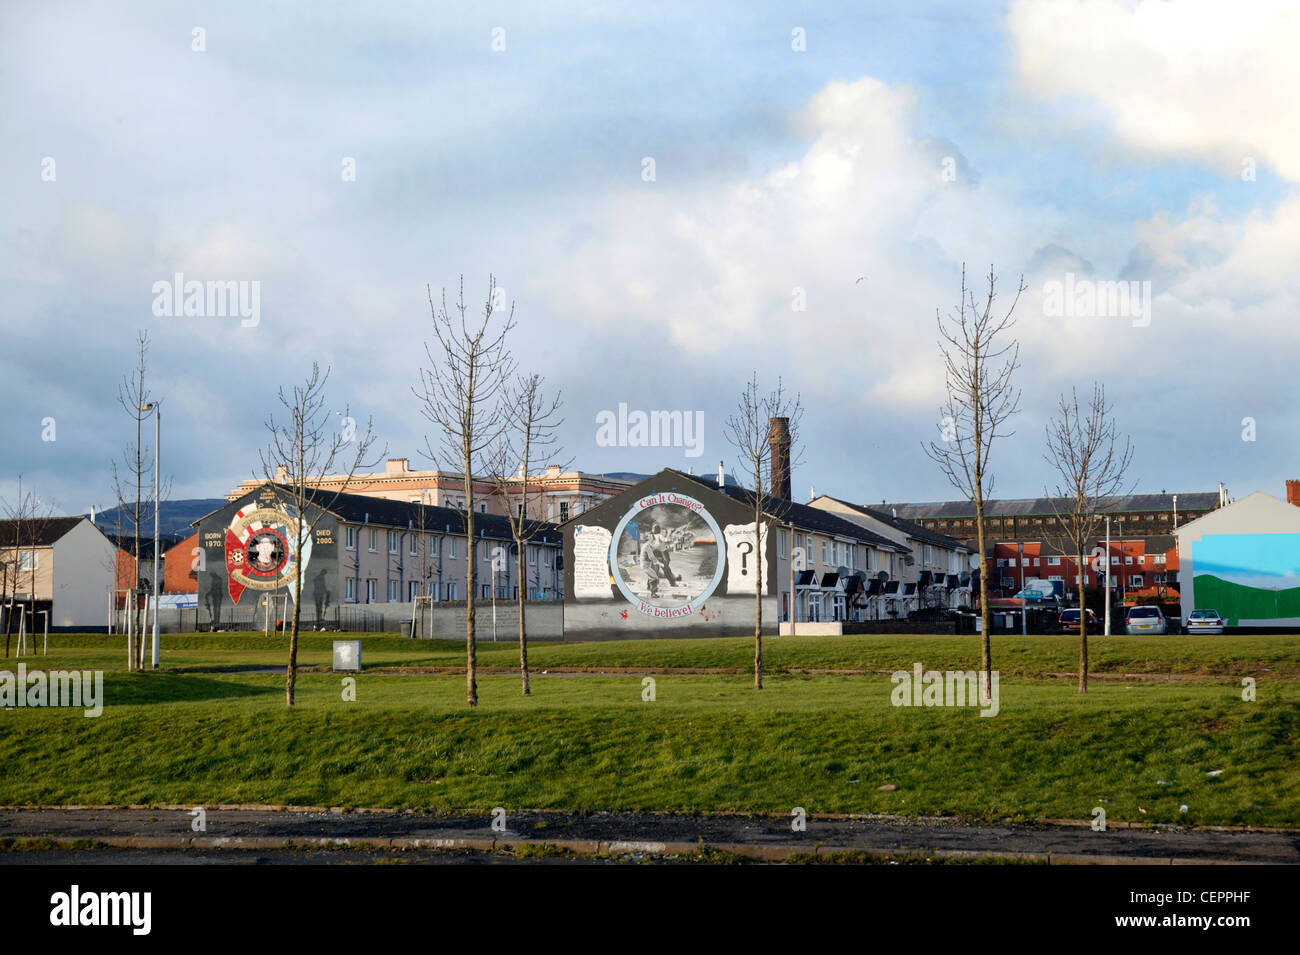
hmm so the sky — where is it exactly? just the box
[2,0,1298,516]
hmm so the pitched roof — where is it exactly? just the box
[815,495,973,551]
[661,470,904,551]
[211,485,561,545]
[880,492,1220,521]
[0,516,85,548]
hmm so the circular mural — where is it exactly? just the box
[608,493,725,617]
[225,506,304,600]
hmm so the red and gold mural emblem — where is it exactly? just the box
[224,505,306,603]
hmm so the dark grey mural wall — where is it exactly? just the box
[563,473,778,640]
[194,487,339,630]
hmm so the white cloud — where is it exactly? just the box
[1008,0,1300,180]
[537,77,965,410]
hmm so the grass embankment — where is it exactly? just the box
[1,665,1295,827]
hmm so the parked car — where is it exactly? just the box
[1058,608,1097,631]
[1184,609,1226,634]
[1125,605,1168,635]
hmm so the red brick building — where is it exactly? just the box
[162,531,199,594]
[988,535,1179,603]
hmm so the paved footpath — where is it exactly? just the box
[1,808,1296,864]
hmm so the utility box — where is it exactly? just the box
[333,640,361,672]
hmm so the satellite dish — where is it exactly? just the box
[836,565,851,578]
[903,555,915,566]
[876,570,888,582]
[969,553,982,569]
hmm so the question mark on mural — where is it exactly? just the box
[738,540,753,575]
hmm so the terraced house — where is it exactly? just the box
[192,484,561,633]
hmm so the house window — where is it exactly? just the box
[1154,573,1166,585]
[822,541,829,564]
[1125,556,1134,564]
[1129,575,1144,588]
[409,535,419,556]
[481,584,490,599]
[1000,577,1014,589]
[1110,556,1119,565]
[365,579,376,602]
[447,582,458,601]
[559,502,570,522]
[18,551,38,572]
[345,578,356,602]
[388,531,398,554]
[480,503,487,513]
[387,580,399,601]
[408,580,420,600]
[778,530,787,559]
[996,558,1007,568]
[448,537,456,559]
[528,545,537,565]
[368,529,377,552]
[1048,575,1063,582]
[1048,557,1061,566]
[345,527,356,550]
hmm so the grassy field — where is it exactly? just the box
[20,631,1300,677]
[1,632,1296,826]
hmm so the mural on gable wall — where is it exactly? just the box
[195,488,339,629]
[609,493,724,617]
[1192,532,1300,626]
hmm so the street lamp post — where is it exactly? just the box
[1104,516,1111,637]
[140,401,161,669]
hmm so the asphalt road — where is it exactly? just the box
[1,807,1295,864]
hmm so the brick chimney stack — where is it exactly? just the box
[769,417,792,501]
[1287,480,1300,507]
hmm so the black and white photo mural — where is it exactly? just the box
[564,471,777,639]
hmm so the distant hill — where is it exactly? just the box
[85,499,227,541]
[601,471,742,486]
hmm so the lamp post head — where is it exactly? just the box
[139,401,156,412]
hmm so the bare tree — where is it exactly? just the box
[724,374,803,690]
[487,373,567,695]
[110,332,171,670]
[259,363,381,706]
[414,276,516,708]
[922,264,1025,701]
[1044,383,1134,693]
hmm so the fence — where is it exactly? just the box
[112,598,563,637]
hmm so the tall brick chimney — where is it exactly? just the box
[769,417,792,501]
[1287,480,1300,507]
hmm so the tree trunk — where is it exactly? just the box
[286,521,305,706]
[975,488,992,701]
[754,503,763,690]
[464,469,477,708]
[517,545,529,695]
[1077,544,1088,694]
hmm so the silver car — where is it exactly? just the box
[1185,609,1226,634]
[1125,605,1168,635]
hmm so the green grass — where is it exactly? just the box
[1,666,1296,827]
[25,631,1300,678]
